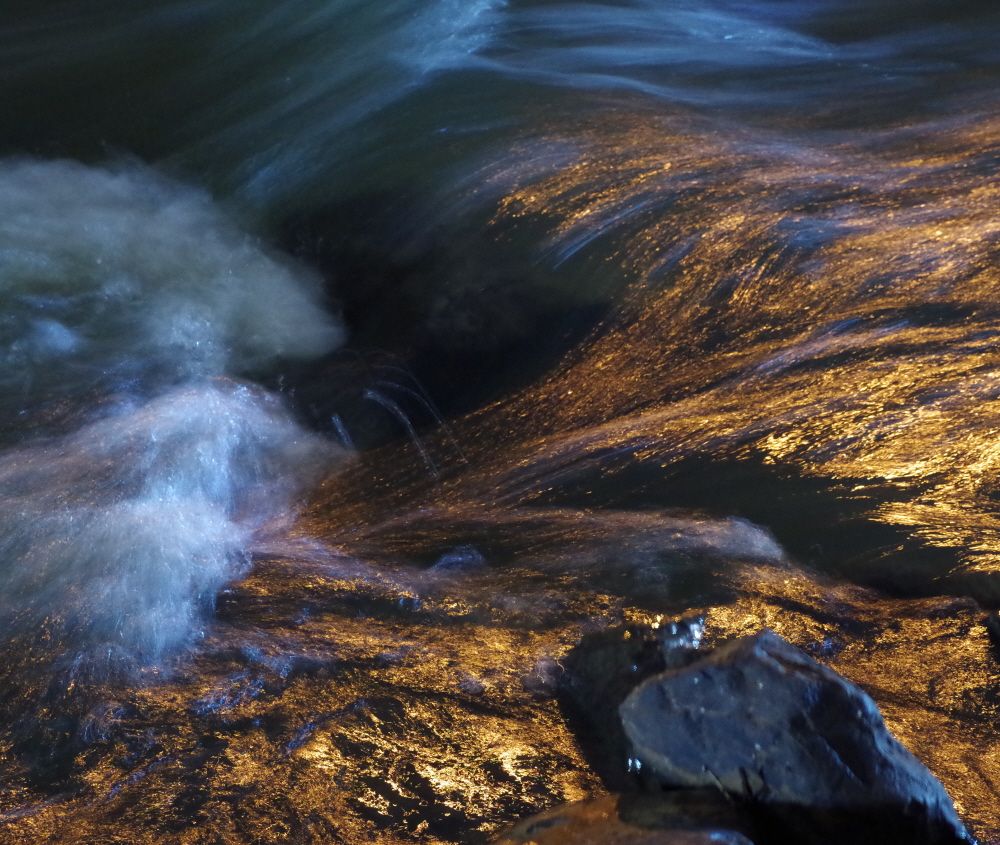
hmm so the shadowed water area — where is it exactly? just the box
[1,0,1000,842]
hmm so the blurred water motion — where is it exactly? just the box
[1,1,1000,843]
[444,111,1000,588]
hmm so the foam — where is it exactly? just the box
[0,380,337,678]
[0,158,344,409]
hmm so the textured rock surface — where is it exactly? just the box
[620,630,970,844]
[492,795,755,845]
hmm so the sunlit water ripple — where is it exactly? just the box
[1,1,1000,843]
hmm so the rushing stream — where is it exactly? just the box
[2,1,1000,842]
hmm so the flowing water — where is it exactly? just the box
[2,1,1000,842]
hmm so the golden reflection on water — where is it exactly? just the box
[278,111,1000,843]
[292,113,1000,842]
[472,112,1000,580]
[13,111,1000,843]
[4,609,602,844]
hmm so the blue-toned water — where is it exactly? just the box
[1,1,1000,842]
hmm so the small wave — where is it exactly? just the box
[0,380,338,685]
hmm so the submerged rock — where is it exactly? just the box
[492,795,755,845]
[620,630,971,845]
[614,791,758,842]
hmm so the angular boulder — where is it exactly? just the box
[619,630,970,844]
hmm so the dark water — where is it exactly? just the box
[2,1,1000,842]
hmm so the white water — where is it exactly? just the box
[1,1,999,840]
[0,159,345,681]
[0,0,990,694]
[0,382,338,676]
[0,159,341,402]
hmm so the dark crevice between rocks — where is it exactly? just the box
[556,622,703,793]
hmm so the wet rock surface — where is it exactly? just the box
[492,795,755,845]
[2,555,999,845]
[620,630,971,845]
[985,609,1000,649]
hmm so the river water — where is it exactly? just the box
[2,1,1000,843]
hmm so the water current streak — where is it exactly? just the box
[2,1,1000,844]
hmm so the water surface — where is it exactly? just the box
[1,1,1000,843]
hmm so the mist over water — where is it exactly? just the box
[0,159,342,410]
[2,1,1000,842]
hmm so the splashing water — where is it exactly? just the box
[2,1,1000,843]
[0,158,341,411]
[0,159,345,731]
[0,382,334,678]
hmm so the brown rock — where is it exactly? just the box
[492,795,754,845]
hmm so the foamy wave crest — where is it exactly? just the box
[0,158,343,420]
[0,159,347,717]
[0,381,336,685]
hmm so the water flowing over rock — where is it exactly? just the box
[493,795,755,845]
[620,630,971,845]
[5,0,1000,843]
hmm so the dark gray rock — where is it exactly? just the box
[985,609,1000,649]
[558,621,704,791]
[620,630,971,845]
